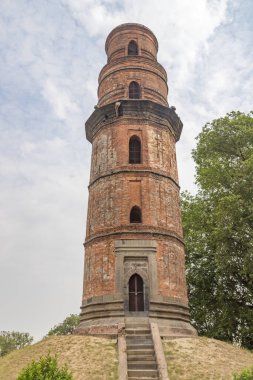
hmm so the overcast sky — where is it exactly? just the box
[0,0,252,341]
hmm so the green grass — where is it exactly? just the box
[163,337,253,380]
[0,335,118,380]
[2,334,252,380]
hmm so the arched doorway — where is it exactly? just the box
[129,274,144,311]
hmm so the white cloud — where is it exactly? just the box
[42,79,80,120]
[64,0,230,88]
[62,0,124,37]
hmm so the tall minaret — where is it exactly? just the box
[77,23,196,337]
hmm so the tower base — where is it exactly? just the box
[76,239,197,337]
[74,300,197,338]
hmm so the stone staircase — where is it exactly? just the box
[125,318,159,379]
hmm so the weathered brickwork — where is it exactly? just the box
[79,24,194,335]
[89,121,178,184]
[98,58,168,107]
[86,173,182,239]
[83,239,115,299]
[105,23,158,63]
[98,23,168,107]
[83,234,187,303]
[156,239,187,301]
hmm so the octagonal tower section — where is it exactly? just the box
[77,23,196,338]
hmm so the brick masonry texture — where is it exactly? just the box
[86,173,182,239]
[98,57,168,107]
[89,121,178,184]
[81,23,189,314]
[98,24,168,107]
[105,23,158,63]
[83,235,187,303]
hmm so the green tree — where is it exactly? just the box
[182,111,253,348]
[17,353,74,380]
[0,331,33,357]
[47,314,80,336]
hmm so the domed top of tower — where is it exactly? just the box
[105,23,158,63]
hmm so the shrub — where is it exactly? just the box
[234,366,253,380]
[17,353,74,380]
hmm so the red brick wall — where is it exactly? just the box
[156,239,188,301]
[83,235,187,303]
[105,23,158,63]
[98,58,168,107]
[86,119,182,241]
[82,24,188,307]
[83,239,115,299]
[86,174,182,239]
[89,121,178,184]
[98,23,168,107]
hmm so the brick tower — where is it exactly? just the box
[77,23,196,337]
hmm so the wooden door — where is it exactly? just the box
[129,274,144,311]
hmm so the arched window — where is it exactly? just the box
[129,136,141,164]
[129,274,144,311]
[129,81,140,99]
[130,206,142,223]
[128,40,138,56]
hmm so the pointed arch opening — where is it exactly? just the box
[129,81,140,99]
[129,274,144,311]
[128,40,138,56]
[129,135,141,164]
[130,206,142,223]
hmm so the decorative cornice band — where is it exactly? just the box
[105,23,159,53]
[84,229,185,247]
[85,100,183,142]
[88,169,180,189]
[98,65,168,92]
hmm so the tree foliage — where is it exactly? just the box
[0,331,33,357]
[17,353,74,380]
[47,314,80,336]
[182,111,253,348]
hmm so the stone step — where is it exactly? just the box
[128,369,158,378]
[127,342,153,348]
[127,337,152,342]
[128,378,158,380]
[127,334,152,340]
[127,339,153,345]
[128,361,157,370]
[127,343,154,350]
[126,334,152,340]
[127,332,151,335]
[126,328,151,335]
[128,354,156,361]
[125,320,159,379]
[127,348,155,356]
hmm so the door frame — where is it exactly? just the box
[125,268,149,312]
[128,273,144,311]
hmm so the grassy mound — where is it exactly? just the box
[1,335,252,379]
[163,337,253,380]
[0,335,118,380]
